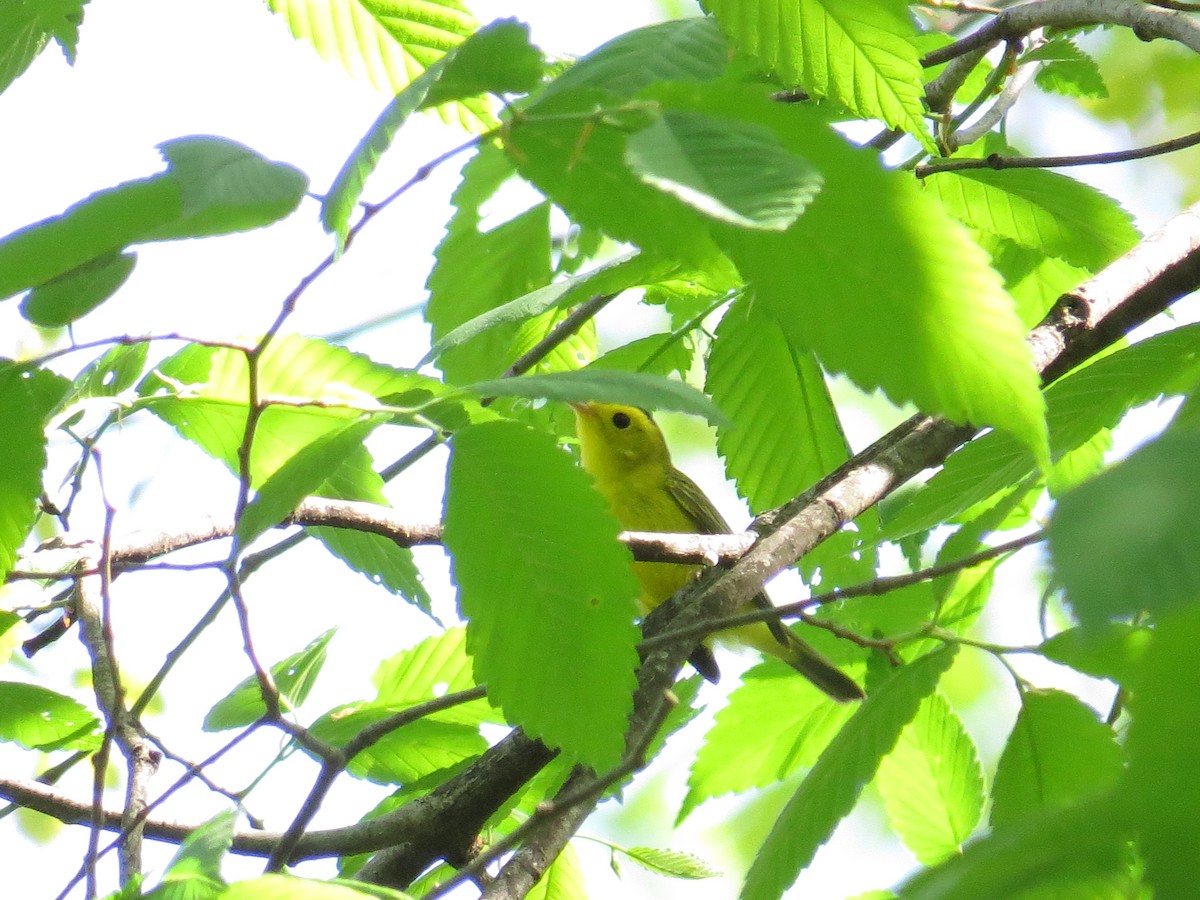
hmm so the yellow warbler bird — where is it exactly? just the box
[572,402,863,702]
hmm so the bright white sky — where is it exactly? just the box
[0,1,1189,898]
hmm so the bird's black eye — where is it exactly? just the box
[611,411,632,429]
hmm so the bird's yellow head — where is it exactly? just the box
[571,402,672,482]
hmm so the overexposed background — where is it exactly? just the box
[1,1,1193,897]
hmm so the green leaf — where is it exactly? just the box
[223,874,412,900]
[885,322,1200,540]
[235,419,384,548]
[444,422,641,769]
[680,662,854,823]
[320,21,540,249]
[0,139,306,301]
[924,167,1136,272]
[616,845,721,880]
[990,689,1122,828]
[1126,604,1200,898]
[20,251,136,326]
[876,693,984,865]
[69,343,150,403]
[419,18,542,110]
[150,137,308,239]
[625,111,822,231]
[742,647,956,900]
[0,178,174,302]
[308,710,486,784]
[203,630,336,731]
[1039,624,1150,686]
[1050,426,1200,625]
[0,364,54,579]
[307,525,432,615]
[897,794,1131,900]
[147,811,234,900]
[588,332,693,379]
[705,0,933,150]
[427,251,677,364]
[141,335,454,484]
[464,369,729,427]
[535,17,729,106]
[526,841,587,900]
[320,57,453,248]
[426,146,553,383]
[979,233,1091,328]
[1026,39,1108,99]
[706,296,879,585]
[263,0,489,132]
[304,629,498,781]
[651,83,1047,465]
[0,681,99,751]
[0,0,84,94]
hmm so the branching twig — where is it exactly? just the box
[264,685,489,871]
[640,531,1044,653]
[922,0,1200,66]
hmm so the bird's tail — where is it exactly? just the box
[779,630,864,702]
[726,621,864,702]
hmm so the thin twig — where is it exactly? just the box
[918,128,1200,176]
[264,685,488,871]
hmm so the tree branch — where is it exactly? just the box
[922,0,1200,67]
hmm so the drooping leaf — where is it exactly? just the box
[465,369,728,427]
[877,693,985,865]
[444,422,641,769]
[990,689,1123,827]
[705,0,933,149]
[203,630,336,731]
[140,335,458,485]
[426,251,677,365]
[742,647,956,900]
